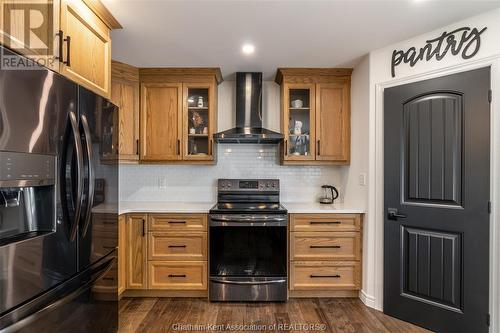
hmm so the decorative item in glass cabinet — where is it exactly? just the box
[191,111,205,134]
[291,99,303,108]
[197,96,204,108]
[293,120,302,135]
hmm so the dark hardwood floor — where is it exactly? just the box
[119,298,432,333]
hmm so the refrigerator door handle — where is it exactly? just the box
[68,111,84,242]
[80,114,95,237]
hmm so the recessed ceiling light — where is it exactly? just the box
[242,43,255,55]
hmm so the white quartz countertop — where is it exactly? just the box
[282,202,365,214]
[117,201,364,215]
[119,201,215,215]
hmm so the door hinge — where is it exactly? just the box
[488,201,492,214]
[487,313,490,327]
[488,89,492,103]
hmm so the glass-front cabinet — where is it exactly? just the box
[283,83,316,161]
[183,83,216,161]
[277,68,352,165]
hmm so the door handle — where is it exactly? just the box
[64,35,71,66]
[68,111,84,242]
[387,208,407,221]
[56,30,64,62]
[317,140,321,155]
[80,114,95,238]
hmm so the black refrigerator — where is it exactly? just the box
[0,46,119,332]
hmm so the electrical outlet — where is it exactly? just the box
[157,177,167,189]
[358,173,367,186]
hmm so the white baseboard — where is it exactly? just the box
[359,290,378,310]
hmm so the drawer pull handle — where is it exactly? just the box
[101,221,116,225]
[168,221,187,224]
[168,245,186,248]
[310,245,341,249]
[310,221,341,225]
[310,274,341,278]
[168,274,186,278]
[102,246,116,250]
[102,277,115,281]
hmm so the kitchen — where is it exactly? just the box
[1,1,500,333]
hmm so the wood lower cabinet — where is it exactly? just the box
[112,60,139,163]
[148,261,207,290]
[276,68,352,165]
[289,213,363,297]
[126,214,148,289]
[121,213,208,296]
[291,261,360,291]
[118,214,126,296]
[148,232,207,261]
[139,68,222,164]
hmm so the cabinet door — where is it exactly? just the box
[118,215,126,296]
[182,83,216,161]
[140,83,183,161]
[111,75,139,163]
[60,0,111,97]
[126,214,147,289]
[315,82,350,163]
[282,83,316,161]
[0,0,60,71]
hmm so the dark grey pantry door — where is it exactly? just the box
[383,68,491,333]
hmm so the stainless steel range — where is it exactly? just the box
[209,179,288,302]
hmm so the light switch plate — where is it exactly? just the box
[358,173,367,186]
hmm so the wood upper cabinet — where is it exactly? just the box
[316,81,350,162]
[59,0,113,97]
[276,68,352,165]
[126,214,148,289]
[139,68,222,164]
[0,0,121,97]
[0,0,60,71]
[111,60,139,163]
[140,83,183,161]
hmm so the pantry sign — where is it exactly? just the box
[391,26,487,78]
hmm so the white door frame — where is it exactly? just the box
[369,54,500,332]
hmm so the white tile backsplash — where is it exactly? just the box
[119,144,345,203]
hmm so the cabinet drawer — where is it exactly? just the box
[290,261,360,291]
[291,232,360,261]
[149,214,207,231]
[290,214,360,232]
[93,213,118,232]
[148,261,207,290]
[148,232,207,261]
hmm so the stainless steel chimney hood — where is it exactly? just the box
[213,72,284,144]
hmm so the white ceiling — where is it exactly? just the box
[104,0,500,80]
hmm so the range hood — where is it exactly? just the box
[213,72,284,144]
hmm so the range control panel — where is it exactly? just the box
[218,179,280,192]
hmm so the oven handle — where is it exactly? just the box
[209,220,287,227]
[210,215,287,222]
[210,278,286,285]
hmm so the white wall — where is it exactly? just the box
[120,81,352,204]
[344,55,371,301]
[363,8,500,332]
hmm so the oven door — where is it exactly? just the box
[209,214,288,301]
